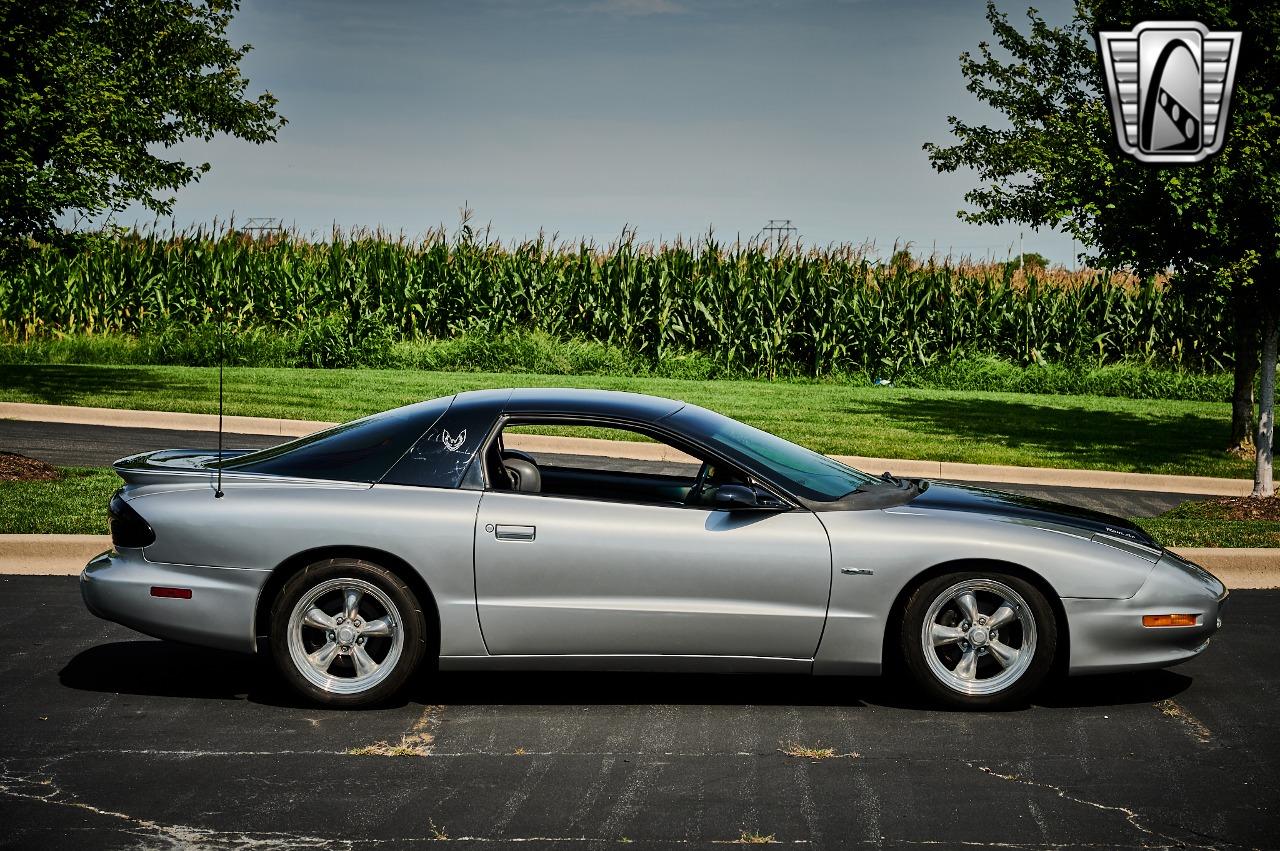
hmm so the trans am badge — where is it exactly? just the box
[441,428,466,452]
[1098,21,1241,164]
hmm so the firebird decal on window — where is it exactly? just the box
[442,429,467,452]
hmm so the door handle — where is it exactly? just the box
[494,524,536,541]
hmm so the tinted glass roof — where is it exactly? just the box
[454,388,685,423]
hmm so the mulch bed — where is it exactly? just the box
[1197,496,1280,522]
[0,452,59,482]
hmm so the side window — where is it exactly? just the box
[381,403,495,489]
[493,422,749,508]
[506,423,700,472]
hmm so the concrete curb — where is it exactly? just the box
[1175,548,1280,591]
[0,400,1251,495]
[0,535,110,576]
[1,535,1275,588]
[0,401,330,437]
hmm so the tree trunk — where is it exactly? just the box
[1252,313,1278,497]
[1230,321,1259,451]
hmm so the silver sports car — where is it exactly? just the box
[81,388,1227,708]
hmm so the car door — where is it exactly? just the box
[472,489,832,659]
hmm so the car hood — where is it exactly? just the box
[905,481,1158,546]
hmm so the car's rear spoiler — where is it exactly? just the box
[113,448,256,487]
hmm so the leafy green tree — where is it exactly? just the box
[925,1,1280,494]
[0,0,284,261]
[1003,251,1049,277]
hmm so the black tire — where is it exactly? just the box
[269,558,428,708]
[899,570,1057,709]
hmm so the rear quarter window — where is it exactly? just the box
[381,404,497,488]
[223,398,452,483]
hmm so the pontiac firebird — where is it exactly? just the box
[81,388,1227,708]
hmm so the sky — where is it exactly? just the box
[113,0,1080,264]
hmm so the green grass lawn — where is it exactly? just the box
[0,467,118,534]
[1137,501,1280,548]
[0,463,1263,546]
[0,362,1251,479]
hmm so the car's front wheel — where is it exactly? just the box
[900,571,1057,709]
[270,558,427,707]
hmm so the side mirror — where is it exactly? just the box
[714,484,786,512]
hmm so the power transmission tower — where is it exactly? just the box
[242,217,283,239]
[759,219,797,248]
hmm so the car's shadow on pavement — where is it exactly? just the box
[60,639,1193,712]
[58,640,316,708]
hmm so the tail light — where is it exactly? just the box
[109,491,155,548]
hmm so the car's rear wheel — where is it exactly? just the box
[270,558,427,707]
[900,571,1056,709]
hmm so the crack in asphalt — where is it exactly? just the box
[0,757,355,851]
[7,746,821,760]
[969,763,1245,851]
[0,748,1236,850]
[0,746,1192,762]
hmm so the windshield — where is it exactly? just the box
[667,405,879,502]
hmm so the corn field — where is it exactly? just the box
[0,226,1230,377]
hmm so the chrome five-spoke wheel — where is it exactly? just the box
[921,578,1036,696]
[271,558,428,707]
[287,578,404,695]
[902,571,1057,708]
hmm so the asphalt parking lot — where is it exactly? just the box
[1,576,1277,850]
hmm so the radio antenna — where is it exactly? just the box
[215,278,225,499]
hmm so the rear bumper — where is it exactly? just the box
[1065,550,1228,675]
[80,549,269,653]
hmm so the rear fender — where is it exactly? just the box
[123,481,488,657]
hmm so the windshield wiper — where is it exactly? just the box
[851,471,907,495]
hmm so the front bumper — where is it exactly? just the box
[1064,550,1228,675]
[80,549,270,653]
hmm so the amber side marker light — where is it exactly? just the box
[1142,614,1197,627]
[150,586,192,599]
